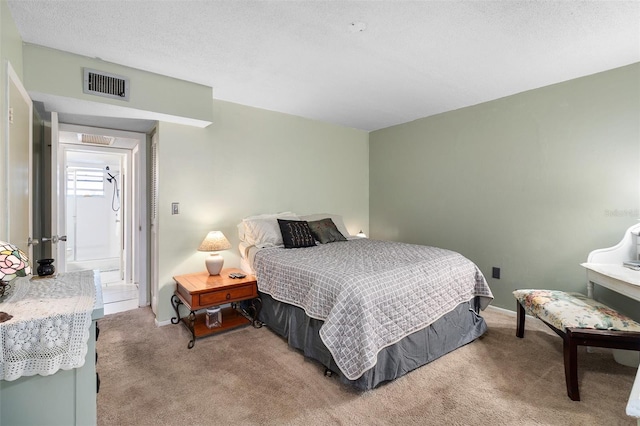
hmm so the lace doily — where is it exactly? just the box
[0,270,97,381]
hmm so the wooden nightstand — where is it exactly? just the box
[171,268,262,348]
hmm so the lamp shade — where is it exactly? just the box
[0,241,32,282]
[198,231,231,275]
[197,231,231,252]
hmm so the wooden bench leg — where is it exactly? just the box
[516,302,525,338]
[563,334,580,401]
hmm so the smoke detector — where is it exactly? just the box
[348,22,367,33]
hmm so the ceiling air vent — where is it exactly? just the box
[83,68,130,101]
[79,133,115,146]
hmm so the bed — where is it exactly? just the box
[238,212,494,390]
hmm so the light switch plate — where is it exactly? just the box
[171,202,179,215]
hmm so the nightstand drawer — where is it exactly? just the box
[199,284,256,305]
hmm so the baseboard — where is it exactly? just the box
[155,318,173,327]
[486,304,517,317]
[486,304,539,321]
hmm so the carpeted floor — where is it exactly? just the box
[97,306,637,425]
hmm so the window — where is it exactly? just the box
[67,168,105,197]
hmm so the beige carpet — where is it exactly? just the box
[97,307,637,425]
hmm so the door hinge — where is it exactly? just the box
[8,107,13,124]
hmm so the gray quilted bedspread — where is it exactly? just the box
[253,238,493,380]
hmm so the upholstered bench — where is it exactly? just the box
[513,289,640,401]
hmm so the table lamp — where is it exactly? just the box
[198,231,231,275]
[0,240,32,322]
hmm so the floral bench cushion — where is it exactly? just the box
[513,289,640,332]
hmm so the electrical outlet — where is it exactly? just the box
[171,202,179,215]
[492,267,501,279]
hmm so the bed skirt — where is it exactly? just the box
[257,291,488,390]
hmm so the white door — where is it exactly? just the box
[6,63,33,257]
[49,112,67,271]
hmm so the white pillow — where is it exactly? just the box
[242,212,299,247]
[238,212,296,241]
[243,211,296,221]
[237,222,246,241]
[299,213,351,238]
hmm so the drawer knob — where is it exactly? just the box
[226,293,231,300]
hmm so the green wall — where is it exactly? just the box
[155,100,369,323]
[0,0,21,76]
[0,0,24,240]
[370,63,640,317]
[22,44,213,126]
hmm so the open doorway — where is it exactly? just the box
[58,124,147,314]
[64,149,135,310]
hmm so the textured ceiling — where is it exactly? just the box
[8,0,640,131]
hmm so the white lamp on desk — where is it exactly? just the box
[198,231,231,275]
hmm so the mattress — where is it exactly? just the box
[252,238,493,382]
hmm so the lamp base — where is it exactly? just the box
[205,253,224,275]
[0,281,11,299]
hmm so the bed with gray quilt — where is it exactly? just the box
[251,237,494,390]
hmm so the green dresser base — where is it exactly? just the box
[0,271,104,426]
[0,321,99,426]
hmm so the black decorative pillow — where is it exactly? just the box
[277,219,316,249]
[308,218,347,244]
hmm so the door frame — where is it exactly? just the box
[150,131,158,315]
[56,124,148,306]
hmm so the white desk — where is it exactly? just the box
[580,264,640,423]
[630,368,640,423]
[581,263,640,302]
[582,223,640,423]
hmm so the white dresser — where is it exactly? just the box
[0,270,104,426]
